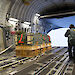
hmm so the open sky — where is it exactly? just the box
[48,28,69,47]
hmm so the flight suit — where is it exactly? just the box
[65,29,75,60]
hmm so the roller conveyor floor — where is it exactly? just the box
[0,47,75,75]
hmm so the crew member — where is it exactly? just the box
[65,24,75,61]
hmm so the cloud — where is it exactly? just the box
[48,28,69,47]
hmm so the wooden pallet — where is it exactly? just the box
[16,43,52,57]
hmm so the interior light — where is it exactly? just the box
[35,13,40,17]
[9,18,19,22]
[21,23,31,28]
[24,22,31,25]
[8,20,17,26]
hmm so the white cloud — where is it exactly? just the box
[48,28,69,47]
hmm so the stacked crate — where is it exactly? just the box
[15,32,51,57]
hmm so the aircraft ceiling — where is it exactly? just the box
[8,0,75,33]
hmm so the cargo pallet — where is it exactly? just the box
[16,43,51,57]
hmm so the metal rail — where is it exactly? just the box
[46,55,69,75]
[0,47,68,75]
[63,61,74,75]
[40,11,75,18]
[0,44,14,55]
[1,47,58,68]
[0,57,30,70]
[33,48,68,75]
